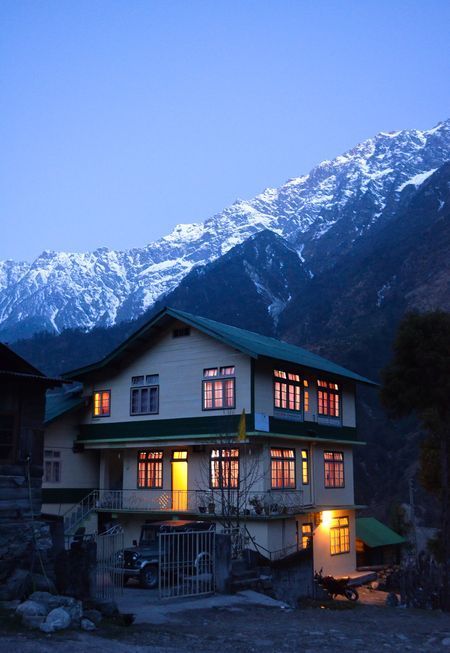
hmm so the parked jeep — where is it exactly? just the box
[116,520,214,589]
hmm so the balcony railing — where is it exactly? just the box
[95,488,304,517]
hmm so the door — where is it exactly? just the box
[172,451,188,510]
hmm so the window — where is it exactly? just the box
[203,367,235,410]
[173,327,191,338]
[301,449,309,484]
[137,451,163,488]
[324,451,344,488]
[303,380,309,412]
[0,414,15,462]
[44,449,61,483]
[317,380,340,418]
[330,516,350,555]
[273,369,303,412]
[301,523,313,550]
[130,374,159,415]
[210,448,239,488]
[271,448,296,489]
[93,391,110,417]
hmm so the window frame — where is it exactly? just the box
[43,449,61,483]
[317,379,341,419]
[324,450,345,488]
[93,390,111,418]
[130,375,160,416]
[330,516,350,555]
[210,447,239,489]
[301,449,309,485]
[270,447,296,490]
[202,366,236,411]
[137,450,164,489]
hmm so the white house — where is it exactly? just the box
[42,307,375,578]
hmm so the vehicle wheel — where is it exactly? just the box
[344,588,359,601]
[140,565,158,589]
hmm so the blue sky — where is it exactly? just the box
[1,0,449,261]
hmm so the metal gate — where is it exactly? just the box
[94,525,124,601]
[158,528,215,599]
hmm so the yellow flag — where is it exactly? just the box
[237,408,246,441]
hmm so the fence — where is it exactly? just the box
[94,525,125,601]
[158,527,215,599]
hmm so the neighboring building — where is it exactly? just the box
[0,343,62,597]
[356,517,405,567]
[42,307,376,578]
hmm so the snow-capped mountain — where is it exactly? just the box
[1,119,449,339]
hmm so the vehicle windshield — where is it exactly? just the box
[139,527,158,546]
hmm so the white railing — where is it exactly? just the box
[63,489,99,534]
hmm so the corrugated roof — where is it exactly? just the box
[65,306,377,386]
[356,517,406,548]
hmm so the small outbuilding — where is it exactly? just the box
[356,517,406,567]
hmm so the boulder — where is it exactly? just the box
[28,592,82,626]
[40,607,71,633]
[22,614,46,629]
[16,599,48,617]
[81,618,96,631]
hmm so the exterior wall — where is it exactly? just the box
[312,443,354,507]
[309,509,357,577]
[254,359,356,428]
[82,322,251,425]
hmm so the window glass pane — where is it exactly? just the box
[132,376,145,386]
[146,374,159,385]
[149,387,158,412]
[204,368,218,377]
[214,382,223,407]
[220,366,235,376]
[224,379,235,407]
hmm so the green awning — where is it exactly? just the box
[356,517,406,548]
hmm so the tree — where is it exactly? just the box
[380,310,450,610]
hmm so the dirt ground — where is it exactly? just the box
[2,588,450,653]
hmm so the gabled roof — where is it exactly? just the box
[0,342,63,386]
[65,307,377,386]
[45,385,85,424]
[356,518,406,548]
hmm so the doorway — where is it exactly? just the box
[172,451,188,510]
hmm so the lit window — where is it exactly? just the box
[130,374,159,415]
[301,449,309,484]
[203,367,235,410]
[300,523,313,550]
[93,391,110,417]
[330,516,350,555]
[137,451,163,488]
[210,448,239,488]
[44,449,61,483]
[172,451,188,460]
[270,448,296,489]
[324,451,344,488]
[273,369,303,412]
[303,380,309,412]
[317,380,340,418]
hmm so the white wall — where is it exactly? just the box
[312,444,354,507]
[82,321,251,424]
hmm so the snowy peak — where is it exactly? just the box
[1,119,449,339]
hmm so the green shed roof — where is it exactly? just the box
[65,307,377,386]
[356,517,406,548]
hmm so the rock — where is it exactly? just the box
[82,609,102,625]
[28,592,82,625]
[22,614,46,629]
[81,618,96,631]
[442,638,450,646]
[386,592,399,607]
[40,607,71,632]
[16,599,48,617]
[29,591,54,604]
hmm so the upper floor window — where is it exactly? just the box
[317,380,340,418]
[210,448,239,488]
[0,414,15,462]
[138,450,163,488]
[173,327,191,338]
[131,374,159,415]
[324,451,344,488]
[93,390,110,417]
[330,516,350,555]
[274,369,309,413]
[203,366,235,410]
[44,449,61,483]
[271,448,296,489]
[301,449,309,485]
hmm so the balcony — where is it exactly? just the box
[95,488,304,517]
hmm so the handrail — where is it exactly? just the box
[62,489,99,535]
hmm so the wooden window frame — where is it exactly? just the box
[43,449,61,483]
[130,384,159,416]
[273,369,304,414]
[301,449,309,485]
[317,380,341,418]
[137,450,163,489]
[330,516,350,555]
[202,367,236,411]
[210,448,239,489]
[324,450,345,488]
[270,448,296,490]
[93,390,111,418]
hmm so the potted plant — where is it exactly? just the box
[249,495,263,515]
[207,492,216,514]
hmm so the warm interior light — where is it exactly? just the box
[321,510,333,528]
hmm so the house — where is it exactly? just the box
[42,307,376,579]
[0,343,62,597]
[356,517,406,567]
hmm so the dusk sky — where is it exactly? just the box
[1,0,449,262]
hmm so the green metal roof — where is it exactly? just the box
[356,517,406,548]
[65,306,376,386]
[45,388,85,424]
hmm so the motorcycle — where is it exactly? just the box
[314,568,359,601]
